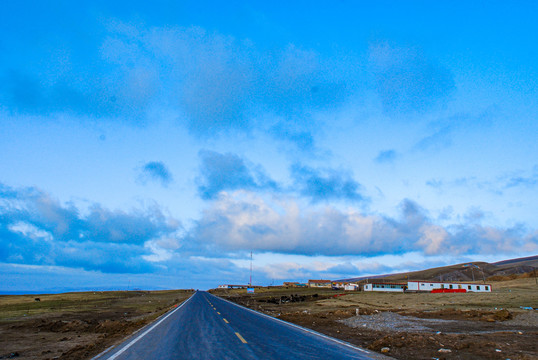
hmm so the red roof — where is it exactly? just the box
[408,280,492,286]
[308,279,331,283]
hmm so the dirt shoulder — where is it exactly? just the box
[0,290,193,360]
[213,278,538,359]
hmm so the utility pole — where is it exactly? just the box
[479,265,486,284]
[465,263,486,283]
[473,263,486,283]
[249,251,253,286]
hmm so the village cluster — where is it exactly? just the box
[218,279,492,293]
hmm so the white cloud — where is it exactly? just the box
[191,191,538,257]
[416,224,449,255]
[143,236,182,262]
[8,221,53,241]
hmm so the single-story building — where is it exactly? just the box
[308,279,332,288]
[217,284,261,289]
[361,281,493,293]
[363,283,407,292]
[332,282,346,289]
[344,283,359,291]
[407,281,492,293]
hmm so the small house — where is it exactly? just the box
[344,283,359,291]
[332,282,346,289]
[308,279,332,288]
[363,283,407,292]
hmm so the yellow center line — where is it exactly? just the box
[217,312,221,315]
[223,318,229,324]
[235,332,248,344]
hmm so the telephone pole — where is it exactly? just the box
[249,251,253,286]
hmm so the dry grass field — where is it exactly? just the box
[213,277,537,314]
[0,290,193,359]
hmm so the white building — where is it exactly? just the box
[407,281,491,292]
[344,283,359,291]
[308,280,332,288]
[363,283,406,292]
[362,281,492,293]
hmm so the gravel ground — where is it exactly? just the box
[340,310,538,334]
[339,312,456,333]
[505,311,538,327]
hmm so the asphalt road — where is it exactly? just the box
[95,291,383,360]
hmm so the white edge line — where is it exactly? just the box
[211,292,371,354]
[96,293,195,360]
[90,345,115,360]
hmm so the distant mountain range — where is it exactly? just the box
[338,255,538,283]
[0,285,173,295]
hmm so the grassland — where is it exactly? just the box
[0,290,193,359]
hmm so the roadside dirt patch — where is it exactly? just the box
[399,308,514,322]
[276,310,538,359]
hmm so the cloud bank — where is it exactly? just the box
[1,183,536,286]
[1,18,460,148]
[191,191,537,257]
[0,21,351,141]
[0,183,180,273]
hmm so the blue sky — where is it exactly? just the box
[1,0,537,292]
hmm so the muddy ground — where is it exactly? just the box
[0,290,192,360]
[213,278,538,359]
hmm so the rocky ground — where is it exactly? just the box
[276,311,537,359]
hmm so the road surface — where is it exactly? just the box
[95,291,385,360]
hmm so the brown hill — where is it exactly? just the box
[340,255,538,283]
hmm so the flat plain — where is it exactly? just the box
[1,277,536,359]
[0,290,193,359]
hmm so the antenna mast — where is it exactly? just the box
[249,251,253,286]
